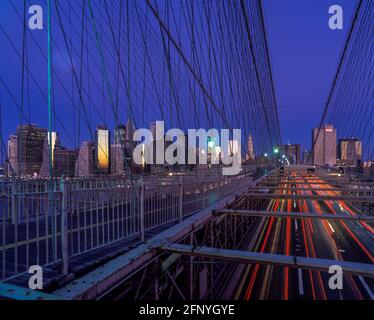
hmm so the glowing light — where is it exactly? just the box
[48,132,58,163]
[97,129,109,170]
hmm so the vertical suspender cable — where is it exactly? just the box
[47,0,57,261]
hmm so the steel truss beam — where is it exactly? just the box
[263,174,358,179]
[216,209,374,222]
[257,181,374,187]
[162,243,374,278]
[0,283,59,300]
[244,193,374,202]
[249,187,374,193]
[261,178,374,185]
[263,173,363,178]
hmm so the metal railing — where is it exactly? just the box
[0,169,256,281]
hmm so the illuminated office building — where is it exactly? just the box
[40,132,60,177]
[95,126,110,174]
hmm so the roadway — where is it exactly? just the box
[235,171,374,300]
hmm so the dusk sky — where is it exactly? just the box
[0,0,358,153]
[262,0,356,150]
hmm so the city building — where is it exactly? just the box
[277,144,301,165]
[363,161,374,177]
[228,140,240,158]
[75,141,95,177]
[95,126,110,174]
[115,123,135,169]
[39,132,60,177]
[125,119,135,151]
[7,134,17,175]
[246,134,255,161]
[110,144,126,175]
[312,125,337,166]
[113,124,132,173]
[150,121,164,166]
[338,138,362,167]
[17,124,47,176]
[114,124,127,146]
[54,147,78,177]
[302,150,312,165]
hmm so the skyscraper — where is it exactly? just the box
[7,134,17,175]
[75,141,95,177]
[95,126,110,174]
[54,147,78,177]
[277,144,301,165]
[125,120,135,166]
[228,140,239,158]
[17,124,47,176]
[125,119,135,149]
[363,161,374,177]
[114,125,126,146]
[40,132,60,177]
[110,144,125,175]
[49,132,59,163]
[338,139,362,166]
[312,125,337,166]
[246,134,255,161]
[302,150,312,165]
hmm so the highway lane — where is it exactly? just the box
[300,175,374,299]
[235,171,374,300]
